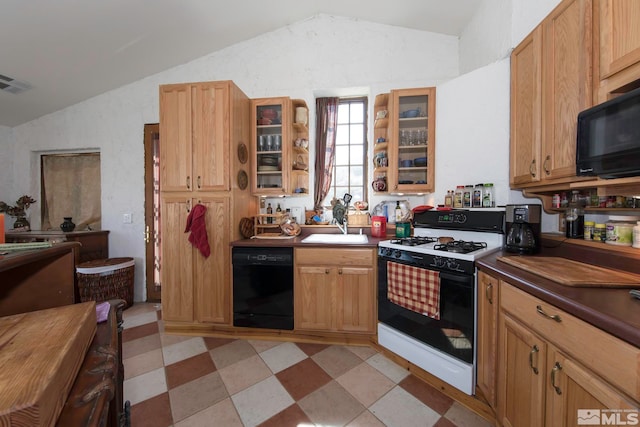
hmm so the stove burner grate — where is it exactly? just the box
[433,240,488,254]
[390,236,437,246]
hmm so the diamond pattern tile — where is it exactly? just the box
[123,303,492,426]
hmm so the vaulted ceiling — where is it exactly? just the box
[0,0,482,127]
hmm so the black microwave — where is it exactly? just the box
[576,86,640,179]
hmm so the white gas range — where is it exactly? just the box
[377,209,505,395]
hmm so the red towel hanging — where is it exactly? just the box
[184,204,210,258]
[387,261,440,320]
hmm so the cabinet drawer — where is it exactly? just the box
[295,248,374,266]
[500,281,640,401]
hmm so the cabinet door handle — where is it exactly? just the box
[529,159,536,178]
[197,176,201,189]
[543,155,551,175]
[536,305,562,322]
[186,176,191,190]
[325,269,330,274]
[529,344,539,374]
[186,199,191,213]
[145,225,150,244]
[338,269,343,275]
[551,362,562,395]
[485,283,493,305]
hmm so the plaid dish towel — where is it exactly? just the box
[387,261,441,320]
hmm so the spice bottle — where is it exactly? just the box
[594,223,606,242]
[444,191,453,208]
[583,221,595,241]
[395,201,403,223]
[453,186,464,208]
[463,185,472,208]
[483,183,495,208]
[472,184,483,208]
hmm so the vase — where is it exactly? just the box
[13,216,30,229]
[60,217,76,232]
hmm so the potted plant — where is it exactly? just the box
[0,195,36,230]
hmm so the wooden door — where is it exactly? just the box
[192,83,230,192]
[294,265,333,331]
[510,27,543,187]
[144,124,161,302]
[194,196,230,324]
[545,347,638,426]
[477,271,499,409]
[159,84,193,192]
[498,314,546,427]
[335,266,375,333]
[542,0,593,181]
[160,195,194,322]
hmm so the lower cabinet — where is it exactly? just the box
[494,279,639,427]
[161,195,230,324]
[294,247,376,334]
[477,271,499,409]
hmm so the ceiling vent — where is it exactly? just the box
[0,73,31,94]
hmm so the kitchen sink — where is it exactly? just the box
[301,234,369,244]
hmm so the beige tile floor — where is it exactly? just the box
[123,303,492,427]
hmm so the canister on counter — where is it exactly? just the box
[371,216,387,237]
[395,221,411,238]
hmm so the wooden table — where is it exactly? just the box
[6,230,109,264]
[0,242,79,316]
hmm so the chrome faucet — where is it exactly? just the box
[335,193,352,235]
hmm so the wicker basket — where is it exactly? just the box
[76,257,135,308]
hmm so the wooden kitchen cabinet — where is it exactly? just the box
[387,87,436,194]
[294,247,376,334]
[160,195,230,323]
[510,0,593,188]
[596,0,640,101]
[159,79,254,328]
[159,81,231,192]
[476,270,499,409]
[251,97,309,195]
[497,280,639,426]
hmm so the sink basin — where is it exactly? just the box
[301,234,369,244]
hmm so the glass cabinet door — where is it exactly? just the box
[389,88,436,193]
[253,100,286,194]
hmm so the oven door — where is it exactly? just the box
[377,257,475,363]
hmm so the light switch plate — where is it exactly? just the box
[123,213,132,224]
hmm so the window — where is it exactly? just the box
[323,97,368,205]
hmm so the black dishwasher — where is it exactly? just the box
[232,247,294,330]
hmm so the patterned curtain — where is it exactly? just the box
[313,97,339,210]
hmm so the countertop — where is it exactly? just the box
[231,229,388,248]
[477,251,640,348]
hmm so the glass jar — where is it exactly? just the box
[593,223,607,242]
[453,186,464,208]
[463,185,473,208]
[606,216,636,246]
[472,184,483,208]
[482,183,495,208]
[583,221,595,241]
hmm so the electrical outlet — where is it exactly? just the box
[260,198,266,209]
[123,213,132,224]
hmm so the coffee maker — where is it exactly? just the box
[505,204,542,254]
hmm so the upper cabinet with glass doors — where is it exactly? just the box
[387,87,436,193]
[251,97,309,196]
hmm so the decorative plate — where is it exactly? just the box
[237,169,248,190]
[237,143,248,164]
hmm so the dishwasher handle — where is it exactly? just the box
[232,248,293,266]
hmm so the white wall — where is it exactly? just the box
[0,125,15,232]
[459,0,513,74]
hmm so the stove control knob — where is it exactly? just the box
[446,259,461,270]
[432,256,446,268]
[394,250,402,258]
